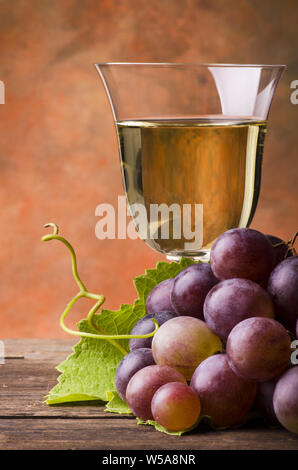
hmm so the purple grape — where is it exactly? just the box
[256,376,281,424]
[210,228,274,285]
[171,263,218,319]
[273,366,298,434]
[266,234,293,268]
[126,364,186,420]
[115,348,155,402]
[190,354,256,427]
[152,316,222,380]
[296,318,298,339]
[267,257,298,334]
[203,278,275,339]
[151,382,201,432]
[129,311,177,351]
[146,278,176,315]
[227,317,291,382]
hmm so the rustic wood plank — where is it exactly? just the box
[3,338,76,359]
[0,339,129,418]
[0,418,297,450]
[0,350,130,418]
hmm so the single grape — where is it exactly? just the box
[190,354,256,428]
[210,228,274,285]
[171,263,218,319]
[152,316,222,380]
[129,311,177,351]
[146,278,176,315]
[115,348,155,402]
[227,317,291,382]
[273,366,298,434]
[266,234,293,268]
[256,376,281,424]
[126,364,186,420]
[151,382,201,432]
[267,256,298,334]
[203,278,275,339]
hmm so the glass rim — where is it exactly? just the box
[94,62,286,69]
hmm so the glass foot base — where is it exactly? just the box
[166,250,210,263]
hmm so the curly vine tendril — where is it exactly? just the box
[42,223,159,356]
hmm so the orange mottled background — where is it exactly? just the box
[0,0,297,338]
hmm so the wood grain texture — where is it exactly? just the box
[1,418,298,450]
[0,340,297,450]
[1,339,128,418]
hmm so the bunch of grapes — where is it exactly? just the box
[115,228,298,434]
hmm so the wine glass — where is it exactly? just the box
[95,63,285,261]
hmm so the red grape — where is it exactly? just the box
[171,263,218,319]
[115,348,155,401]
[273,366,298,434]
[227,317,291,381]
[146,278,176,315]
[151,382,201,431]
[210,228,274,284]
[256,376,281,424]
[267,256,298,334]
[190,354,256,427]
[126,365,186,420]
[204,278,275,339]
[152,316,222,380]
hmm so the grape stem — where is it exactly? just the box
[273,231,298,257]
[42,223,159,356]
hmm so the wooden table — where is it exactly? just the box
[0,339,297,450]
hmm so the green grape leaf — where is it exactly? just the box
[136,415,225,435]
[136,418,188,436]
[137,413,264,435]
[46,258,195,408]
[105,392,132,414]
[46,304,142,405]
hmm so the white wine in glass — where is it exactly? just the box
[96,63,285,261]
